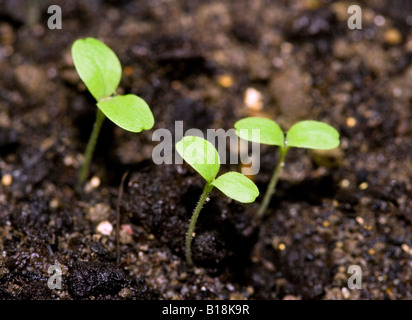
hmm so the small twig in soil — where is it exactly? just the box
[116,171,129,267]
[46,242,58,266]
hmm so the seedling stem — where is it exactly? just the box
[258,146,289,217]
[78,108,105,188]
[185,182,213,266]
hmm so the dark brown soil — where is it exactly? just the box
[1,0,412,300]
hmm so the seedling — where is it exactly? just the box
[235,117,340,217]
[176,136,259,266]
[71,37,154,188]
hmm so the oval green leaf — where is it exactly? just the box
[176,136,220,183]
[72,37,121,101]
[97,94,154,132]
[234,117,284,146]
[211,172,259,203]
[286,120,340,150]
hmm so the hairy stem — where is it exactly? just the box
[78,108,105,189]
[185,182,214,266]
[257,147,288,217]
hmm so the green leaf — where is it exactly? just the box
[72,37,121,101]
[211,172,259,203]
[97,94,154,132]
[286,120,340,150]
[234,117,284,146]
[176,136,220,183]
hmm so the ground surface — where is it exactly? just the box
[0,0,412,299]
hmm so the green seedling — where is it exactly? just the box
[176,136,259,266]
[71,37,154,189]
[235,117,340,217]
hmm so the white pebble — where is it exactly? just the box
[96,220,113,236]
[244,87,263,110]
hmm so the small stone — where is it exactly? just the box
[87,203,111,223]
[401,244,412,255]
[119,229,133,244]
[346,117,357,128]
[90,176,101,188]
[123,66,133,76]
[340,179,350,188]
[244,88,263,111]
[384,28,402,45]
[118,287,133,298]
[63,155,75,167]
[363,225,373,231]
[356,216,364,225]
[217,74,234,88]
[96,220,113,236]
[50,198,60,209]
[179,272,188,281]
[226,283,235,291]
[341,287,350,299]
[1,174,12,186]
[359,182,368,190]
[84,176,101,193]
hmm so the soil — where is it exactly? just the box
[1,0,412,300]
